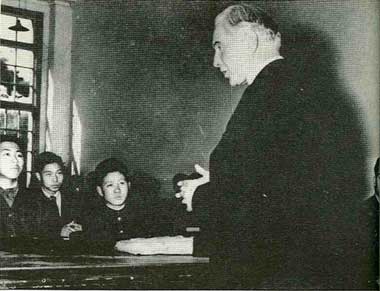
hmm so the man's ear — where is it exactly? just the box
[240,23,259,52]
[36,173,41,182]
[128,182,131,189]
[96,186,104,197]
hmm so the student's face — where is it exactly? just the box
[0,141,24,180]
[37,162,64,194]
[97,171,130,208]
[212,22,255,86]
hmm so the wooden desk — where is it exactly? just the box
[0,251,210,289]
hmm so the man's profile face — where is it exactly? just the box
[212,21,255,86]
[0,141,24,180]
[37,162,64,194]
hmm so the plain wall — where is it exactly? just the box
[72,0,379,197]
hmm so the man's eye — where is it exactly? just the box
[119,181,126,185]
[17,153,23,158]
[106,184,113,188]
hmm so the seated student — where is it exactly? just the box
[80,158,155,246]
[0,135,30,241]
[28,152,82,240]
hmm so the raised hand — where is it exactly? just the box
[175,164,209,212]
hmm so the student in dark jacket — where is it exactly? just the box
[80,158,155,250]
[0,135,31,241]
[28,152,82,240]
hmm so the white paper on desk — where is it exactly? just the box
[115,235,193,255]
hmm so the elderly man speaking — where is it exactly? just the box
[176,3,367,289]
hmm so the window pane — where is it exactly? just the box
[0,108,5,129]
[6,110,19,130]
[15,67,33,103]
[0,15,34,44]
[0,14,16,41]
[0,46,16,65]
[0,84,10,99]
[1,62,15,85]
[0,85,16,102]
[15,19,34,44]
[16,67,33,86]
[16,86,33,104]
[3,129,17,136]
[9,85,17,102]
[16,49,34,68]
[20,111,32,131]
[0,61,15,102]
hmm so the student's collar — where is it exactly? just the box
[0,186,19,198]
[246,55,284,86]
[41,188,61,200]
[106,203,126,211]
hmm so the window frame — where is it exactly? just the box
[1,5,44,186]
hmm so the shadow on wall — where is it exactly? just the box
[280,24,372,287]
[282,23,368,201]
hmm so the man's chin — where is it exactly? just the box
[228,77,245,87]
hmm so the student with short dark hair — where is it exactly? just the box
[80,158,155,247]
[28,151,82,240]
[0,135,30,240]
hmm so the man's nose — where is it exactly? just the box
[114,185,121,193]
[53,174,59,182]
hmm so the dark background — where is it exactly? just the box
[71,0,378,197]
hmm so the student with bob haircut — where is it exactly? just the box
[80,158,155,248]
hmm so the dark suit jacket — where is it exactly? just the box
[193,59,366,288]
[26,188,82,239]
[0,187,31,239]
[74,195,157,254]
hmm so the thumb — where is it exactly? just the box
[194,164,208,176]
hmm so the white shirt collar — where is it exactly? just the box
[246,55,284,86]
